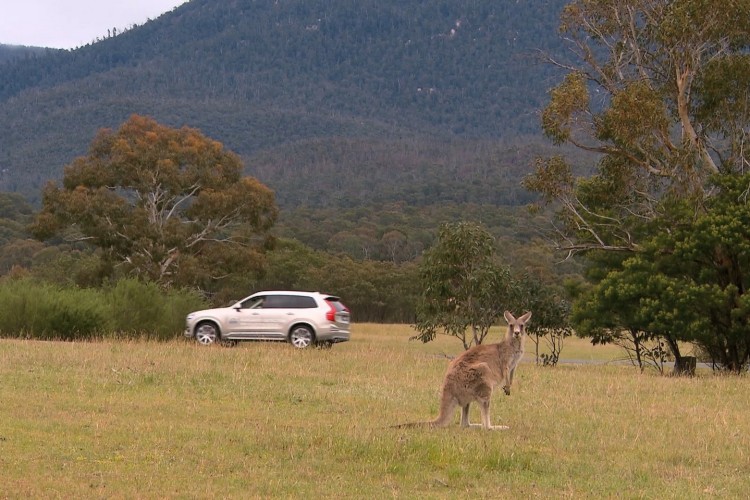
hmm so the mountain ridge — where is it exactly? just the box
[0,0,570,206]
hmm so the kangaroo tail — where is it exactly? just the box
[390,421,435,429]
[430,387,457,427]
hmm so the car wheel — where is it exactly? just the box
[289,325,315,349]
[195,322,219,345]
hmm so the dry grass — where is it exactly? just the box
[1,324,748,498]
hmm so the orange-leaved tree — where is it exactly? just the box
[32,114,278,288]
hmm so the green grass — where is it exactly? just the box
[1,324,749,498]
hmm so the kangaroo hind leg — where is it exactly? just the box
[460,403,471,428]
[478,399,509,431]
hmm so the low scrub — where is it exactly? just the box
[0,279,105,340]
[0,278,205,340]
[106,278,205,341]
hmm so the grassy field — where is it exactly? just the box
[1,324,748,498]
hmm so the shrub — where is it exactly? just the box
[105,278,206,340]
[0,278,108,340]
[0,277,206,341]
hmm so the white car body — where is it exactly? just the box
[184,291,351,348]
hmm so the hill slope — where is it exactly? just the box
[0,0,569,205]
[0,45,57,64]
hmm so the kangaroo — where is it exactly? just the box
[396,311,531,430]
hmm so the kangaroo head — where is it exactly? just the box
[504,311,532,339]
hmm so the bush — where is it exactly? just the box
[0,277,206,341]
[105,278,206,340]
[0,279,108,340]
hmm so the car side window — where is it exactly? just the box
[241,297,264,309]
[263,295,287,309]
[240,295,317,309]
[294,296,317,308]
[264,295,316,308]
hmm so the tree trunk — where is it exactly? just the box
[672,356,696,377]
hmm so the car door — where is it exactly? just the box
[224,296,264,336]
[245,295,289,338]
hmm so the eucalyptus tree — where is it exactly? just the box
[525,0,750,371]
[32,114,278,289]
[572,173,750,372]
[516,274,572,367]
[413,222,515,349]
[527,0,750,254]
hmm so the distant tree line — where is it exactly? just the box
[0,117,573,332]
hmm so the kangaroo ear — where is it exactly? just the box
[504,311,515,323]
[519,311,532,323]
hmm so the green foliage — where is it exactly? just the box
[413,222,515,349]
[0,279,108,340]
[31,115,278,289]
[249,138,558,211]
[0,192,35,228]
[524,156,575,205]
[597,81,670,149]
[541,72,589,145]
[0,193,38,271]
[0,197,573,325]
[106,278,206,340]
[0,239,45,275]
[251,238,419,323]
[573,173,750,372]
[276,201,555,263]
[529,0,750,254]
[570,261,678,372]
[29,247,113,287]
[513,274,572,366]
[212,230,572,326]
[695,54,750,164]
[311,257,420,324]
[530,0,750,373]
[0,277,206,341]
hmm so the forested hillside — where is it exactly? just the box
[0,45,55,64]
[0,0,570,206]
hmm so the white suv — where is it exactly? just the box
[184,291,351,348]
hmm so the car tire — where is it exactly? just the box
[195,321,220,345]
[289,325,315,349]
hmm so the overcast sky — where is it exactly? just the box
[0,0,189,49]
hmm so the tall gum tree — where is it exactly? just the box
[32,115,278,288]
[527,0,750,255]
[525,0,750,372]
